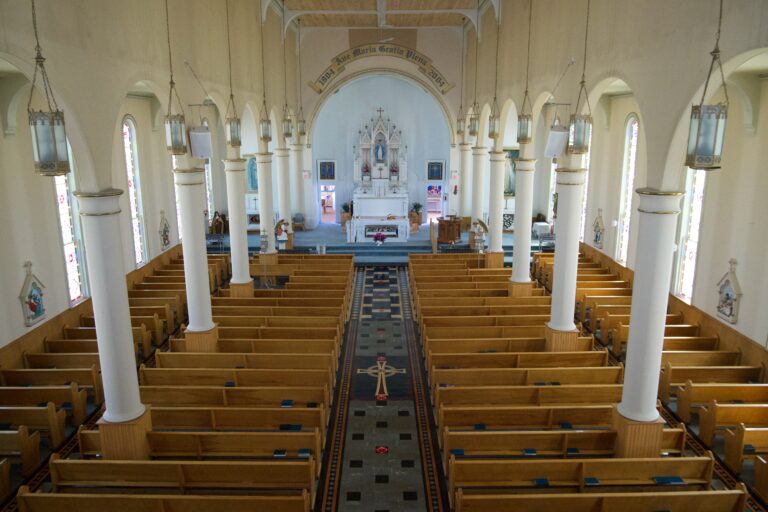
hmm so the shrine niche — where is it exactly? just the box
[592,208,605,249]
[716,259,742,324]
[348,108,410,243]
[158,210,171,250]
[19,261,46,327]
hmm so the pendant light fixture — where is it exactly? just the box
[468,0,481,137]
[567,0,593,155]
[26,0,70,176]
[163,0,188,155]
[223,0,241,147]
[295,20,307,138]
[280,0,293,140]
[517,0,534,144]
[258,7,271,143]
[488,11,502,140]
[686,0,728,170]
[456,20,466,137]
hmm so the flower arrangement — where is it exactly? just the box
[372,232,387,245]
[389,162,399,173]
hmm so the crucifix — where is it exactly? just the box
[376,107,385,117]
[356,356,406,398]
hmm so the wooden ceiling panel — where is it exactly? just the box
[301,13,378,27]
[387,13,465,26]
[388,0,476,10]
[285,0,376,10]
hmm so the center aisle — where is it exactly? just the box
[319,266,445,512]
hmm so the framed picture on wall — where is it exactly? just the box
[246,156,258,192]
[503,148,519,196]
[427,160,444,181]
[319,161,336,180]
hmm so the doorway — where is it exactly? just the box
[320,185,336,224]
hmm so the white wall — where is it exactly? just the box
[309,74,451,225]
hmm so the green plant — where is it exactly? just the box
[411,202,423,214]
[341,202,351,213]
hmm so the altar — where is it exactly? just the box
[347,108,410,243]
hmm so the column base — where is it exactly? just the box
[184,324,219,352]
[98,409,152,460]
[612,405,665,458]
[508,281,534,297]
[544,324,580,352]
[229,281,254,298]
[485,252,504,268]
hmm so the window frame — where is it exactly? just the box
[121,115,148,266]
[673,167,707,303]
[615,114,640,265]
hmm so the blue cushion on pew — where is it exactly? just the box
[279,424,302,431]
[450,449,465,456]
[745,444,757,454]
[306,402,318,408]
[550,381,561,386]
[37,402,47,407]
[480,349,497,353]
[281,400,294,408]
[273,449,287,457]
[584,477,600,486]
[224,381,236,387]
[235,365,245,369]
[523,448,537,456]
[0,424,11,430]
[20,384,31,388]
[534,382,545,386]
[533,478,549,487]
[731,399,745,404]
[298,448,311,458]
[560,422,573,429]
[473,423,486,431]
[652,476,685,486]
[567,447,580,455]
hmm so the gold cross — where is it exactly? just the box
[357,356,406,397]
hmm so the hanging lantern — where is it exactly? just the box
[686,104,727,169]
[544,109,569,158]
[517,89,533,145]
[164,111,188,155]
[685,0,728,170]
[224,92,241,148]
[468,102,480,138]
[456,105,465,136]
[259,100,272,142]
[567,112,592,155]
[282,105,293,140]
[26,0,70,176]
[296,107,307,137]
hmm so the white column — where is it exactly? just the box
[74,189,144,423]
[446,144,459,216]
[471,146,487,222]
[618,189,683,422]
[174,156,215,333]
[487,151,506,253]
[548,165,587,332]
[257,152,277,253]
[224,153,250,286]
[511,156,536,283]
[290,141,305,215]
[459,143,473,217]
[275,147,292,233]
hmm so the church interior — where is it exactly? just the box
[0,0,768,510]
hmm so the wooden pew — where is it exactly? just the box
[434,384,623,408]
[0,426,40,476]
[0,384,87,425]
[658,363,764,403]
[448,454,714,506]
[155,352,336,373]
[169,339,339,364]
[443,425,686,467]
[138,385,329,412]
[660,350,741,367]
[724,423,768,474]
[755,456,768,502]
[0,403,66,447]
[429,350,609,370]
[49,455,316,502]
[149,407,326,437]
[17,486,311,512]
[699,401,768,446]
[677,381,768,422]
[78,427,323,473]
[453,488,747,512]
[139,367,333,393]
[63,324,152,356]
[23,352,101,370]
[0,367,103,404]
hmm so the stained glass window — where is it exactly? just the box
[616,115,639,264]
[121,117,147,266]
[54,156,88,304]
[675,168,706,302]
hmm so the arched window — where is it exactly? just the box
[616,115,639,264]
[674,168,706,302]
[201,118,215,223]
[547,159,557,222]
[172,155,182,241]
[121,117,147,265]
[54,145,88,304]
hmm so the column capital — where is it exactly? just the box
[274,147,290,158]
[174,167,206,186]
[459,143,473,151]
[256,152,273,164]
[636,188,684,215]
[515,158,537,172]
[472,146,488,154]
[74,188,123,216]
[489,151,507,162]
[223,159,246,172]
[556,167,587,186]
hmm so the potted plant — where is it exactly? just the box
[410,202,423,225]
[340,202,352,229]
